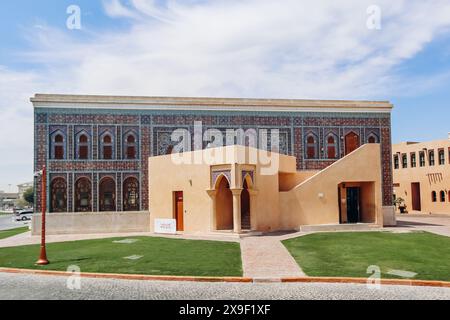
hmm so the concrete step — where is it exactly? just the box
[299,223,381,232]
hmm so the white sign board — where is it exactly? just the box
[154,219,177,234]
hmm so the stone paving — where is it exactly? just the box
[0,273,449,300]
[240,233,306,279]
[393,214,450,237]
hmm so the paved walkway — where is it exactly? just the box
[240,234,306,279]
[391,214,450,237]
[1,273,449,300]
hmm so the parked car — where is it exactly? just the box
[14,210,34,221]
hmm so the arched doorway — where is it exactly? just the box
[123,177,140,211]
[99,177,116,212]
[75,177,92,212]
[241,179,250,230]
[345,132,360,155]
[215,176,233,230]
[50,177,67,212]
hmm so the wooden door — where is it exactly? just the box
[411,183,421,211]
[174,191,184,231]
[345,132,360,155]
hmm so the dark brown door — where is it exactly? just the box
[346,187,361,223]
[345,132,360,155]
[174,191,184,231]
[411,183,421,211]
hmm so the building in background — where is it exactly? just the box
[393,134,450,214]
[0,191,19,211]
[32,94,395,234]
[17,182,33,200]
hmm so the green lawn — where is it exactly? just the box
[283,231,450,281]
[0,236,242,277]
[0,227,29,240]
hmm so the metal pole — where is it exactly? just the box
[36,165,49,265]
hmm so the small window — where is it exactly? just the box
[367,133,378,144]
[431,191,437,202]
[78,134,89,160]
[306,134,318,159]
[326,134,338,159]
[402,154,407,168]
[125,133,137,159]
[419,152,426,167]
[51,132,65,160]
[394,155,399,169]
[410,153,417,168]
[429,150,435,166]
[438,149,445,165]
[440,191,446,202]
[101,133,114,160]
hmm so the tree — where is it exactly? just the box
[23,187,34,206]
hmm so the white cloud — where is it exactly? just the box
[2,0,450,189]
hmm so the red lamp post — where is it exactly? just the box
[36,165,49,265]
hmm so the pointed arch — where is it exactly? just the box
[367,132,379,144]
[325,132,339,159]
[305,132,319,159]
[50,129,66,160]
[50,177,67,212]
[99,177,116,211]
[99,130,115,160]
[75,129,90,160]
[75,177,92,212]
[214,173,231,190]
[123,130,138,159]
[123,177,140,211]
[345,131,360,155]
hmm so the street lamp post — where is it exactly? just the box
[36,165,49,265]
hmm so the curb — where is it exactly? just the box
[281,277,450,288]
[0,268,252,283]
[1,268,449,288]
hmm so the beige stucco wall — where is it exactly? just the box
[149,144,385,233]
[278,144,383,229]
[32,211,150,235]
[393,139,450,214]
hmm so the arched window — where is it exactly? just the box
[345,132,360,155]
[440,191,446,202]
[123,177,140,211]
[367,133,379,144]
[50,131,65,160]
[75,177,92,212]
[50,177,67,212]
[431,191,437,203]
[100,132,114,160]
[124,132,137,159]
[326,134,338,159]
[305,133,318,159]
[448,191,450,202]
[99,177,116,212]
[75,131,90,160]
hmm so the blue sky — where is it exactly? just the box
[0,0,450,191]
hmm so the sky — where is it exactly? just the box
[0,0,449,192]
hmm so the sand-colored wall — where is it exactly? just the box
[278,171,319,192]
[279,144,383,229]
[149,144,385,233]
[32,211,150,235]
[393,139,450,214]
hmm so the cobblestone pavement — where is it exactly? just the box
[0,273,449,300]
